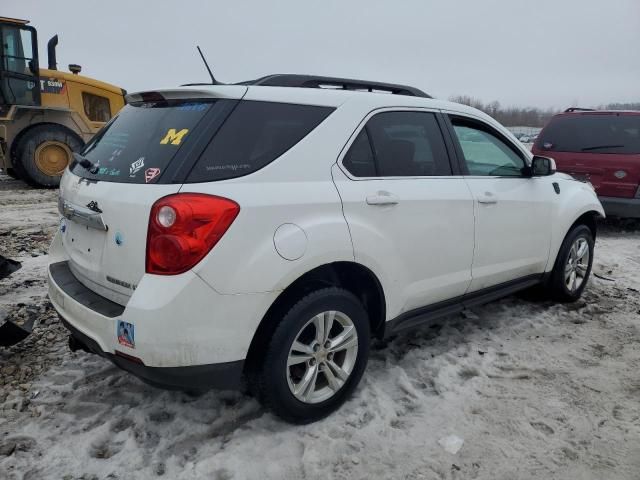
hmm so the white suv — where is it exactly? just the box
[48,75,604,423]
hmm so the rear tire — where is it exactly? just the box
[13,125,84,188]
[255,287,370,424]
[547,224,594,302]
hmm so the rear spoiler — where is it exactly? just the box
[125,86,247,104]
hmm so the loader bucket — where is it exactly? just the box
[0,255,33,347]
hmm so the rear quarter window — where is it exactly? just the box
[186,101,334,182]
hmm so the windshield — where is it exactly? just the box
[536,114,640,154]
[71,99,231,184]
[0,24,39,106]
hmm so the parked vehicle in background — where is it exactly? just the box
[48,75,604,423]
[533,108,640,218]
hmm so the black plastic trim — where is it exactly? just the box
[435,112,461,175]
[384,274,543,336]
[49,261,125,317]
[241,74,431,98]
[164,99,241,184]
[60,317,245,391]
[598,196,640,218]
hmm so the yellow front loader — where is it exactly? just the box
[0,16,126,187]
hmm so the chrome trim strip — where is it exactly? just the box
[58,198,108,231]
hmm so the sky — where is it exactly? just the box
[6,0,639,109]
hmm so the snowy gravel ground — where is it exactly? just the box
[1,172,639,480]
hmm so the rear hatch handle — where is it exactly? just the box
[58,198,108,231]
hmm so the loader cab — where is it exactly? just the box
[0,17,41,112]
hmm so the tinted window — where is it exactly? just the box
[1,25,34,74]
[187,101,334,182]
[82,92,111,122]
[343,129,376,177]
[536,114,640,154]
[344,111,451,177]
[72,100,224,183]
[452,121,525,176]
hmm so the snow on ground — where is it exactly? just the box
[1,173,639,480]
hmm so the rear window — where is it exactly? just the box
[536,114,640,154]
[186,101,334,182]
[73,99,226,183]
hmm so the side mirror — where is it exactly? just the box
[531,155,556,176]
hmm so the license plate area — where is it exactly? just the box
[62,219,107,270]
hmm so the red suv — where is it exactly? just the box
[533,109,640,218]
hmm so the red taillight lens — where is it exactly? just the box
[146,193,240,275]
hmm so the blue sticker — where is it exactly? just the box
[115,232,124,246]
[60,218,67,233]
[117,320,135,348]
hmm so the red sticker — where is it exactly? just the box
[145,168,161,183]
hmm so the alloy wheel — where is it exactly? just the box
[286,310,358,404]
[565,237,590,292]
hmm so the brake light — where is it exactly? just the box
[146,193,240,275]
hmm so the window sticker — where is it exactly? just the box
[176,103,208,112]
[117,320,135,349]
[145,168,161,183]
[129,157,145,177]
[160,128,189,145]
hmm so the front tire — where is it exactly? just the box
[547,224,594,302]
[256,287,370,424]
[13,125,84,188]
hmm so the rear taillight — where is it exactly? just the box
[146,193,240,275]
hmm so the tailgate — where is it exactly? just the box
[552,151,640,198]
[59,172,181,305]
[56,87,247,305]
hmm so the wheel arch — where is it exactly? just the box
[548,209,602,272]
[244,261,386,376]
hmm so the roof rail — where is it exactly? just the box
[564,107,595,113]
[239,74,432,98]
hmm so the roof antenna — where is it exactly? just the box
[196,45,218,84]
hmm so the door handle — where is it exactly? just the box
[366,191,399,206]
[477,192,498,205]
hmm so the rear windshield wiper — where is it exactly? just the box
[581,144,624,151]
[73,153,100,174]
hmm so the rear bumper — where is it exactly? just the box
[62,316,244,391]
[47,229,279,390]
[599,196,640,218]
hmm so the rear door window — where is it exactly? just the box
[342,129,376,177]
[536,114,640,154]
[342,111,452,177]
[186,101,334,182]
[72,99,229,183]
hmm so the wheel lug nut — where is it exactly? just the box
[324,341,331,349]
[327,353,333,360]
[313,344,320,352]
[309,358,316,366]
